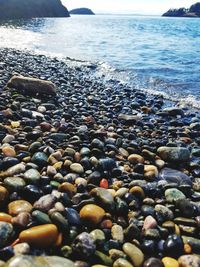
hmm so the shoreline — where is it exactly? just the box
[0,48,200,266]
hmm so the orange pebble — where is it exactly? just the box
[2,146,16,157]
[101,219,113,229]
[100,179,109,189]
[0,212,12,223]
[184,243,192,254]
[55,232,63,247]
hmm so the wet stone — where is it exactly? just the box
[13,243,30,255]
[19,224,59,248]
[8,200,32,216]
[31,152,48,168]
[72,232,96,259]
[123,242,144,267]
[0,222,13,248]
[90,229,105,245]
[90,187,115,210]
[33,194,56,212]
[98,158,116,172]
[5,255,75,267]
[70,163,84,174]
[143,257,164,267]
[163,234,184,257]
[157,147,190,163]
[111,225,124,242]
[162,257,179,267]
[65,208,81,226]
[178,255,200,267]
[4,177,26,191]
[113,258,134,267]
[32,210,51,224]
[155,204,174,223]
[23,169,40,184]
[165,188,186,203]
[159,168,192,186]
[0,186,8,204]
[80,204,105,225]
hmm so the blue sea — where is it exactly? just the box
[0,15,200,108]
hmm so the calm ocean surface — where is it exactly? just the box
[0,15,200,107]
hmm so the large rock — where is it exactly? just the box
[163,2,200,17]
[70,8,95,15]
[0,0,70,19]
[7,76,57,97]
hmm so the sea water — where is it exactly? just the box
[0,15,200,107]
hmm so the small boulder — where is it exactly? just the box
[7,76,57,97]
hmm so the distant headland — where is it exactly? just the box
[0,0,70,19]
[163,2,200,17]
[69,8,95,15]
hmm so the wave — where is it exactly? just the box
[93,60,200,110]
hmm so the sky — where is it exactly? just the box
[62,0,196,15]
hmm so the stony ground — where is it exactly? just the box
[0,48,200,267]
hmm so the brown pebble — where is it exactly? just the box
[8,200,33,216]
[19,224,59,248]
[0,186,8,203]
[80,204,105,225]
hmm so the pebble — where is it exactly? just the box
[157,146,190,163]
[13,243,30,255]
[162,257,179,267]
[31,152,48,168]
[155,204,174,223]
[5,255,74,267]
[159,168,192,186]
[4,177,26,191]
[2,135,15,144]
[123,242,144,267]
[33,194,56,212]
[11,212,32,227]
[0,213,12,223]
[19,224,59,248]
[90,229,105,244]
[59,182,77,197]
[90,187,114,210]
[164,234,184,257]
[72,232,96,259]
[109,249,126,260]
[80,204,105,225]
[111,225,124,242]
[2,146,16,157]
[113,258,134,267]
[8,200,32,216]
[70,163,84,174]
[0,163,26,178]
[0,186,8,204]
[23,169,40,183]
[178,255,200,267]
[128,154,144,164]
[0,222,13,248]
[142,215,157,231]
[143,257,164,267]
[165,188,186,203]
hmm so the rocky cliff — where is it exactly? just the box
[69,8,95,15]
[0,0,70,19]
[163,2,200,17]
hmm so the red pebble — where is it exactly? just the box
[100,179,109,189]
[101,219,113,229]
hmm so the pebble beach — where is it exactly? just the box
[0,48,200,267]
